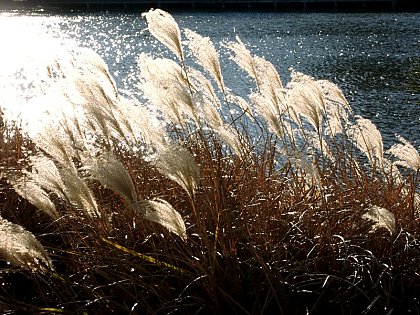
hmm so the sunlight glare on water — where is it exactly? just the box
[0,13,77,136]
[0,11,417,147]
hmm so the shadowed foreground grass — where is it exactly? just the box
[0,9,418,314]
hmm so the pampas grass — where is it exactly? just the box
[0,9,418,314]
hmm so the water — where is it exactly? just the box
[0,10,418,148]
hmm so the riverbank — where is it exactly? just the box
[1,0,419,12]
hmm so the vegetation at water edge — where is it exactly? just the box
[0,9,419,314]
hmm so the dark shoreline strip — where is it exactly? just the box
[0,0,419,12]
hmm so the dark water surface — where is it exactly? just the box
[0,11,418,147]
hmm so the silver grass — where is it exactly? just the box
[253,56,285,112]
[387,135,420,171]
[382,158,402,185]
[109,98,145,148]
[317,80,351,137]
[74,48,118,98]
[83,151,187,239]
[226,37,259,87]
[288,149,321,187]
[216,125,251,159]
[249,92,296,144]
[193,92,223,130]
[140,81,184,127]
[138,53,186,87]
[58,116,87,158]
[28,156,99,218]
[34,124,78,167]
[27,156,67,200]
[69,80,134,150]
[324,106,344,138]
[187,66,222,110]
[143,9,184,61]
[82,151,137,207]
[306,130,335,162]
[316,80,351,112]
[116,97,168,150]
[227,37,284,106]
[155,144,199,198]
[68,53,119,108]
[286,73,325,134]
[0,216,53,272]
[250,92,284,138]
[362,205,395,235]
[226,94,254,120]
[11,178,59,219]
[138,54,196,126]
[184,29,225,93]
[56,166,100,218]
[139,198,187,240]
[349,116,384,168]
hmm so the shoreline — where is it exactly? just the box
[0,0,419,12]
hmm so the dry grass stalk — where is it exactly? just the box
[56,165,101,218]
[25,155,100,218]
[83,150,188,238]
[0,10,418,314]
[226,36,260,89]
[187,66,222,110]
[74,48,118,97]
[33,124,78,167]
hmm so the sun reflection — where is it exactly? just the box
[0,13,73,136]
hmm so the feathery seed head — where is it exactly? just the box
[362,205,395,235]
[138,54,195,126]
[286,81,324,133]
[187,66,222,110]
[155,144,199,198]
[28,155,67,200]
[388,135,420,171]
[216,125,251,160]
[226,36,258,83]
[56,166,100,218]
[0,216,53,272]
[143,9,184,61]
[83,151,137,207]
[11,177,59,219]
[185,28,225,92]
[139,198,187,240]
[349,116,384,168]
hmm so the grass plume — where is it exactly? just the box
[0,10,418,315]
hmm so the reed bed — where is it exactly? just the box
[0,9,418,314]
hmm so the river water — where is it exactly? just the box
[0,10,418,148]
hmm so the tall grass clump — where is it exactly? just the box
[0,9,418,314]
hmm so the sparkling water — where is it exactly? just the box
[0,10,418,147]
